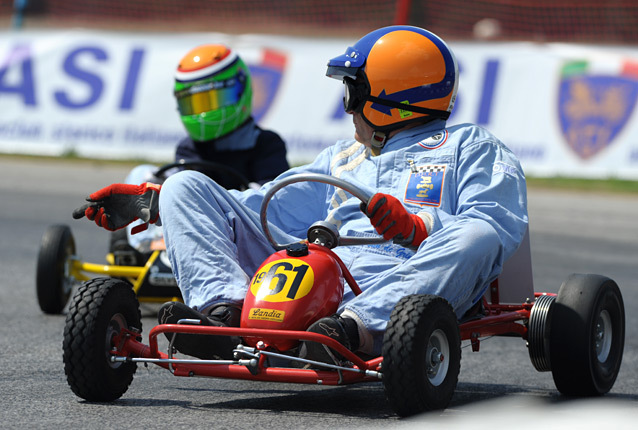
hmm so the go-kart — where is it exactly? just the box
[35,160,251,314]
[61,173,625,417]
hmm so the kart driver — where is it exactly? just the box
[171,43,289,189]
[116,43,289,255]
[73,26,529,363]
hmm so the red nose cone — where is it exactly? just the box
[241,248,345,351]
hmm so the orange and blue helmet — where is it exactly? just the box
[326,26,458,134]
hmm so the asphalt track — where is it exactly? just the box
[1,157,636,428]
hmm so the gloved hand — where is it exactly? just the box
[361,193,428,248]
[72,182,161,233]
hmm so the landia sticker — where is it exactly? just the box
[248,308,285,322]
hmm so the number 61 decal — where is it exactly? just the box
[250,259,314,302]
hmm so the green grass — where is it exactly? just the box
[526,176,638,194]
[0,152,167,168]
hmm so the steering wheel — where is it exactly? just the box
[153,160,251,191]
[260,173,388,250]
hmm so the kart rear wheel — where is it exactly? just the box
[549,273,625,396]
[382,294,461,417]
[36,224,75,314]
[63,277,141,401]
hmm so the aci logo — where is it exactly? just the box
[248,49,287,123]
[558,60,638,160]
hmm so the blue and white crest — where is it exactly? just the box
[404,164,446,207]
[558,61,638,160]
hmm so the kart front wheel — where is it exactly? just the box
[63,277,141,401]
[36,224,76,314]
[549,273,625,396]
[382,294,461,417]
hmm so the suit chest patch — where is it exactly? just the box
[404,164,446,207]
[418,130,448,150]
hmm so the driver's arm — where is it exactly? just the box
[420,137,528,262]
[72,182,161,233]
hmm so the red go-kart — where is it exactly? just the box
[61,174,625,417]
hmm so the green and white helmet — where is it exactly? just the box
[174,44,252,141]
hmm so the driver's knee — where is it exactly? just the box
[448,218,502,265]
[161,170,226,211]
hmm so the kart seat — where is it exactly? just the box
[484,226,534,305]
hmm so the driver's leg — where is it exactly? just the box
[340,217,502,356]
[157,170,299,359]
[159,169,297,313]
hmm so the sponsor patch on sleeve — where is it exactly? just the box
[493,161,518,177]
[404,164,446,207]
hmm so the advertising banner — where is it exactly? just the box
[1,30,638,178]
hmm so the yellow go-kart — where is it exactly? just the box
[35,160,250,314]
[36,223,182,314]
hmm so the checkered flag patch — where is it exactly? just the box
[413,164,446,174]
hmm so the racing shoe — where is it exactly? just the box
[298,314,360,366]
[157,302,241,360]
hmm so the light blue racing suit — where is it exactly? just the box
[159,120,528,354]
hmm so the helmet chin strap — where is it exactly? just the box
[370,131,388,156]
[368,115,440,156]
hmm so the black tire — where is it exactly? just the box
[549,273,625,396]
[382,294,461,417]
[63,278,141,401]
[36,224,75,314]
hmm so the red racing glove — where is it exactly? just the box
[72,182,162,233]
[362,193,428,249]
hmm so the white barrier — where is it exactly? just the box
[1,30,638,179]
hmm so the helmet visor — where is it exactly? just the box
[175,73,245,116]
